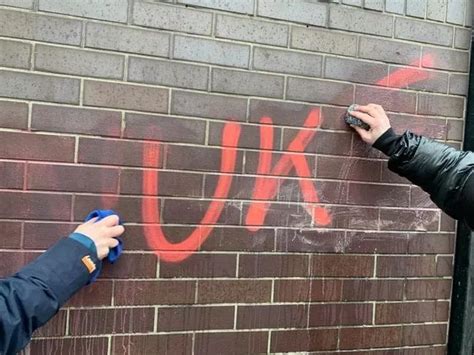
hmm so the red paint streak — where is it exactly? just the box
[142,123,241,262]
[246,109,331,231]
[384,54,434,88]
[136,53,435,263]
[141,112,330,262]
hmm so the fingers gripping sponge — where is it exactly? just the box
[85,209,123,264]
[344,104,370,130]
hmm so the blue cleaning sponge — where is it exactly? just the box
[85,209,124,264]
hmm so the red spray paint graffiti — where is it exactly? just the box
[142,109,331,262]
[122,55,433,263]
[142,122,242,262]
[245,109,331,230]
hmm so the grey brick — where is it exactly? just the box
[128,57,208,90]
[0,9,82,45]
[171,90,247,121]
[174,35,250,68]
[0,70,80,104]
[38,0,128,23]
[0,101,28,129]
[212,68,284,98]
[324,57,388,86]
[329,5,393,37]
[83,80,168,113]
[359,37,421,66]
[342,0,362,6]
[355,86,416,114]
[286,77,354,106]
[0,0,33,9]
[35,45,124,79]
[31,104,122,136]
[395,18,453,46]
[177,0,254,14]
[422,47,469,72]
[364,0,383,11]
[418,93,464,117]
[406,0,426,18]
[249,98,316,127]
[454,27,471,50]
[447,119,463,141]
[389,66,449,93]
[385,0,405,14]
[0,39,31,69]
[86,22,170,57]
[447,0,465,25]
[133,2,212,35]
[253,47,322,77]
[449,74,469,95]
[291,26,357,56]
[427,0,447,22]
[257,0,327,27]
[215,14,288,47]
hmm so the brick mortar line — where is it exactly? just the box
[28,325,449,338]
[22,162,28,191]
[44,302,455,311]
[122,54,128,82]
[65,308,70,336]
[29,42,35,71]
[33,318,451,332]
[0,227,455,238]
[106,335,112,355]
[51,299,456,308]
[5,219,456,236]
[52,299,454,309]
[67,299,447,307]
[19,221,25,249]
[78,78,84,107]
[1,275,450,284]
[266,329,271,354]
[0,220,453,234]
[80,20,86,48]
[153,307,158,333]
[1,251,454,261]
[70,194,75,223]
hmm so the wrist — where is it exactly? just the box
[69,232,98,258]
[372,127,400,156]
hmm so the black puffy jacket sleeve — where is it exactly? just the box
[0,238,101,355]
[374,128,474,227]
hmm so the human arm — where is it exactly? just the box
[350,104,474,227]
[0,215,124,354]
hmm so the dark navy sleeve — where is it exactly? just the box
[0,237,102,355]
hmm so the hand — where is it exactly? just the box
[349,104,391,145]
[74,215,125,260]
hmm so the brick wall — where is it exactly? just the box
[0,0,471,354]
